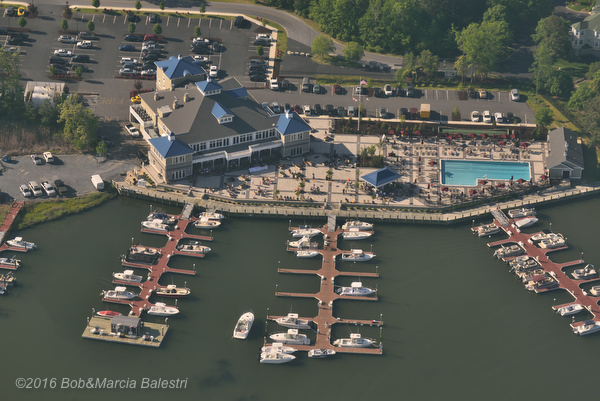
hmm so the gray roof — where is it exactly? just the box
[111,315,141,327]
[140,77,275,143]
[572,13,600,32]
[547,127,584,170]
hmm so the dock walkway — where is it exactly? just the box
[0,201,24,251]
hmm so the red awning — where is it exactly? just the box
[400,130,406,135]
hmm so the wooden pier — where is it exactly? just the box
[270,218,383,355]
[0,201,25,257]
[486,209,600,332]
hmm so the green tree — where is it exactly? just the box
[153,24,162,36]
[417,49,439,77]
[87,21,95,32]
[343,42,364,62]
[399,51,416,81]
[38,99,60,129]
[311,35,334,59]
[200,3,206,13]
[454,54,468,83]
[256,45,264,56]
[194,26,201,37]
[74,66,83,78]
[58,94,98,151]
[96,139,108,155]
[0,48,24,120]
[159,1,165,10]
[60,18,69,32]
[91,0,100,8]
[17,16,26,28]
[128,23,136,34]
[568,81,595,110]
[581,95,600,144]
[49,65,56,76]
[63,5,72,19]
[534,107,553,128]
[135,0,141,10]
[532,15,572,62]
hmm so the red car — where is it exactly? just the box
[143,34,161,42]
[293,104,302,114]
[334,84,342,94]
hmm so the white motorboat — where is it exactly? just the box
[141,219,170,231]
[518,268,545,282]
[126,245,161,263]
[296,250,320,258]
[102,286,136,300]
[591,286,600,296]
[0,272,16,286]
[6,237,36,250]
[233,311,254,339]
[0,284,6,295]
[155,284,190,298]
[341,249,374,262]
[0,256,21,268]
[288,236,317,249]
[524,274,559,292]
[538,237,566,249]
[194,216,222,228]
[261,342,297,354]
[200,211,225,220]
[493,244,523,259]
[556,304,584,317]
[112,269,143,283]
[333,333,374,348]
[290,226,321,238]
[514,217,538,229]
[472,223,501,237]
[146,302,179,316]
[269,329,310,345]
[259,351,296,364]
[147,212,177,225]
[176,241,211,254]
[572,264,598,280]
[342,228,372,240]
[530,232,561,242]
[342,220,373,231]
[275,313,312,330]
[336,281,376,296]
[507,207,536,219]
[573,320,600,336]
[308,349,336,358]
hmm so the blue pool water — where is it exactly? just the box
[441,160,531,186]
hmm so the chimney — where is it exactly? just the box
[173,96,178,109]
[154,92,159,101]
[168,133,175,141]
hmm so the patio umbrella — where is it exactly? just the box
[478,180,487,185]
[479,133,486,138]
[497,183,505,188]
[400,130,406,135]
[517,178,525,183]
[509,134,516,139]
[498,141,505,146]
[469,189,477,195]
[521,142,528,148]
[500,134,507,139]
[468,133,475,138]
[428,160,436,166]
[441,186,449,191]
[388,129,396,136]
[414,130,421,136]
[539,174,547,180]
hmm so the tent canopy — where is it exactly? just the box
[360,167,401,188]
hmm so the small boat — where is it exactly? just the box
[538,237,566,249]
[0,284,6,295]
[176,241,211,254]
[0,256,21,268]
[147,212,177,225]
[290,226,321,238]
[507,207,536,219]
[342,220,373,231]
[518,268,546,282]
[0,272,16,286]
[261,342,297,354]
[341,249,374,262]
[288,236,317,249]
[591,286,600,296]
[147,302,179,316]
[102,286,136,300]
[524,274,559,292]
[333,333,374,348]
[112,269,143,283]
[200,211,225,220]
[296,250,320,258]
[275,313,312,330]
[529,232,561,242]
[125,245,161,263]
[336,281,376,296]
[194,216,222,228]
[6,237,36,250]
[269,328,310,345]
[141,219,170,231]
[572,264,598,280]
[514,217,538,229]
[342,228,372,240]
[472,223,501,237]
[493,244,523,259]
[155,284,190,298]
[308,348,336,358]
[260,351,296,364]
[233,311,254,339]
[97,310,122,317]
[573,320,600,336]
[556,304,584,317]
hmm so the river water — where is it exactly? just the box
[3,195,600,400]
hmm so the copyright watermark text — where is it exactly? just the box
[15,377,188,390]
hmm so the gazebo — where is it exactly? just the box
[360,167,401,188]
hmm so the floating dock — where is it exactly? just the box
[81,315,168,348]
[0,201,25,257]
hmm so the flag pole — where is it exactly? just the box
[358,78,362,131]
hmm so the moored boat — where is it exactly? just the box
[6,237,36,250]
[97,310,122,317]
[538,237,567,249]
[141,219,171,232]
[261,342,297,354]
[342,228,372,240]
[591,286,600,296]
[102,286,136,300]
[341,249,374,262]
[573,320,600,336]
[336,281,376,296]
[112,269,143,283]
[333,333,374,348]
[194,216,222,228]
[572,264,598,280]
[342,220,373,231]
[513,217,538,229]
[524,274,559,292]
[290,226,321,238]
[493,244,523,259]
[200,211,225,220]
[269,329,310,345]
[259,351,296,364]
[147,212,177,225]
[507,207,536,219]
[288,236,317,249]
[147,302,179,316]
[556,304,584,317]
[308,348,336,358]
[176,241,211,254]
[0,256,21,268]
[125,245,161,264]
[296,250,320,258]
[275,313,312,330]
[0,284,6,295]
[472,223,501,237]
[155,284,190,298]
[233,311,254,339]
[0,272,16,286]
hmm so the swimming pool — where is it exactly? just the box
[440,160,530,186]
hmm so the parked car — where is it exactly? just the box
[130,95,141,104]
[49,56,68,65]
[494,112,504,123]
[78,32,97,40]
[143,34,161,42]
[269,77,279,91]
[71,54,90,63]
[234,16,245,28]
[124,123,140,137]
[482,110,492,123]
[293,104,302,114]
[337,106,346,117]
[384,84,393,97]
[271,102,281,114]
[325,104,334,116]
[54,49,72,57]
[355,86,366,95]
[28,181,43,197]
[119,44,136,52]
[41,181,57,197]
[58,35,76,43]
[314,104,322,115]
[374,88,385,98]
[43,151,54,163]
[124,34,143,42]
[119,68,137,76]
[511,88,520,101]
[30,154,41,165]
[17,7,26,16]
[313,83,322,94]
[334,84,342,95]
[127,12,138,22]
[209,65,218,78]
[280,79,289,90]
[478,89,487,99]
[303,105,311,116]
[142,42,158,51]
[141,70,156,77]
[19,184,32,198]
[406,85,415,97]
[76,40,93,49]
[470,111,480,122]
[53,179,68,196]
[148,14,159,23]
[379,107,387,118]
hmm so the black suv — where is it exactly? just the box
[49,56,68,65]
[78,32,97,40]
[71,54,90,63]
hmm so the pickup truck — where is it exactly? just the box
[124,123,140,138]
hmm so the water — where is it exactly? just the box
[441,160,531,186]
[3,195,600,400]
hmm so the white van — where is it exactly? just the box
[303,105,311,116]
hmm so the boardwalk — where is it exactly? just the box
[0,201,24,252]
[486,210,600,333]
[271,220,383,355]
